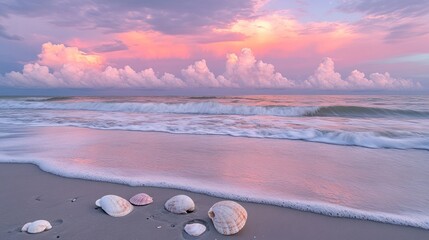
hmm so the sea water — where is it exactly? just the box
[0,95,428,229]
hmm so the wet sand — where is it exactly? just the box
[1,163,428,240]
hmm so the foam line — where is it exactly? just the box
[1,158,428,230]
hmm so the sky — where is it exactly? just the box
[0,0,428,94]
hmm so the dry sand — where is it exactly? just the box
[1,163,428,240]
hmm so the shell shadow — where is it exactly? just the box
[52,219,64,226]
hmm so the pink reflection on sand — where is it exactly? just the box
[71,157,95,165]
[7,126,428,215]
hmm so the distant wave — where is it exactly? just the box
[188,96,218,99]
[0,100,319,117]
[21,97,74,102]
[40,96,74,101]
[306,106,429,118]
[2,100,429,118]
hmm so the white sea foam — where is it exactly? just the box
[1,97,429,150]
[1,157,428,230]
[0,100,320,116]
[1,96,429,230]
[89,124,429,150]
[2,99,429,117]
[0,113,428,150]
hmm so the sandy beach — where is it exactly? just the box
[1,163,428,240]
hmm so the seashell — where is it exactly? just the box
[208,201,247,235]
[21,220,52,234]
[95,194,133,217]
[164,195,195,214]
[129,193,153,206]
[184,223,206,237]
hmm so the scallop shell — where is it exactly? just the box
[184,223,206,237]
[208,201,247,235]
[21,220,52,234]
[164,195,195,214]
[95,195,133,217]
[129,193,153,206]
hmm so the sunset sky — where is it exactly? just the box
[0,0,428,93]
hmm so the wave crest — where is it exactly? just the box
[307,106,429,118]
[2,100,429,118]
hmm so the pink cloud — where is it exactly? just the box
[181,60,231,87]
[3,43,185,88]
[222,48,294,88]
[348,70,420,89]
[115,31,192,59]
[181,48,293,88]
[64,12,360,65]
[304,58,348,89]
[201,13,359,58]
[1,0,428,84]
[37,42,103,69]
[43,10,427,80]
[304,58,420,89]
[0,42,421,90]
[5,63,59,87]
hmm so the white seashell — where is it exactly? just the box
[21,220,52,234]
[95,195,133,217]
[21,223,31,232]
[129,193,153,206]
[208,201,247,235]
[164,195,195,214]
[184,223,206,236]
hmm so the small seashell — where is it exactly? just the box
[21,220,52,234]
[129,193,153,206]
[208,201,247,235]
[95,195,133,217]
[184,223,206,237]
[164,195,195,214]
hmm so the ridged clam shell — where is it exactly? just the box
[95,195,133,217]
[184,223,206,237]
[164,195,195,214]
[129,193,153,206]
[21,220,52,234]
[208,201,247,235]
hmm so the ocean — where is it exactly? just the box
[0,95,428,229]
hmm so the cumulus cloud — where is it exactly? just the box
[2,43,185,88]
[347,70,420,89]
[304,57,420,89]
[38,42,103,69]
[99,66,185,88]
[304,58,348,89]
[3,63,186,88]
[180,49,292,88]
[5,63,59,87]
[0,42,421,90]
[222,48,294,88]
[181,60,232,87]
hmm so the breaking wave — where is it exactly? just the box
[2,100,429,118]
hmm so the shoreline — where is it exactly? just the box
[1,163,428,240]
